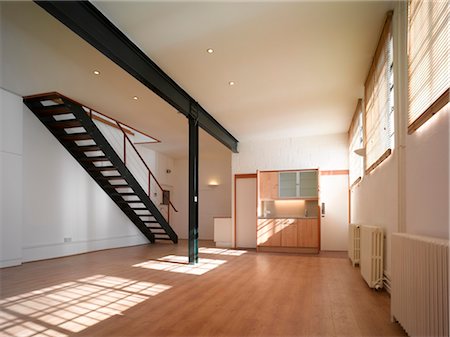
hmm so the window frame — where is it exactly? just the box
[364,11,395,174]
[407,0,449,134]
[348,99,364,187]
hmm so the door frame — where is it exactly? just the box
[234,173,257,248]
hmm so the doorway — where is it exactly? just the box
[234,174,257,248]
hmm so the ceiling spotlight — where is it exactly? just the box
[207,48,214,54]
[93,70,100,75]
[133,96,139,100]
[229,81,235,86]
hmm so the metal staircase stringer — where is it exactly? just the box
[62,98,178,244]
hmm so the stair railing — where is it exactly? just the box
[85,108,178,224]
[116,122,178,223]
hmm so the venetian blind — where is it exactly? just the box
[364,12,394,173]
[408,0,449,133]
[348,100,363,186]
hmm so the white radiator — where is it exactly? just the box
[348,224,360,266]
[391,233,449,337]
[360,225,384,289]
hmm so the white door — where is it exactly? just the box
[235,175,257,248]
[320,174,349,251]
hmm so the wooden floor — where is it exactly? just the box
[0,240,407,337]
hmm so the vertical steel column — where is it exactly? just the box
[188,106,199,264]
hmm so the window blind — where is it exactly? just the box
[408,0,449,133]
[364,12,394,173]
[348,99,363,186]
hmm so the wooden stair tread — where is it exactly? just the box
[34,105,72,116]
[88,167,117,171]
[79,157,109,162]
[99,177,126,181]
[104,184,130,188]
[71,145,102,152]
[61,133,92,141]
[48,120,83,128]
[23,92,178,244]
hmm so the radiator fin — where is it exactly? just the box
[392,233,449,337]
[360,225,384,289]
[348,224,360,266]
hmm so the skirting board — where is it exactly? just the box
[0,258,23,268]
[22,234,148,263]
[214,241,233,248]
[257,246,319,254]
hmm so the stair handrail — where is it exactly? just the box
[114,120,179,214]
[25,92,178,220]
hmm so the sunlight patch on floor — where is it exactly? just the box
[198,247,247,256]
[133,255,227,275]
[0,275,171,337]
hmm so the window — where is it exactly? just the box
[348,100,363,186]
[408,0,449,133]
[364,11,394,174]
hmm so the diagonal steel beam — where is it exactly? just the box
[35,0,239,153]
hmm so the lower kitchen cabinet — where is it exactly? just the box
[257,217,319,253]
[280,219,298,247]
[297,218,319,248]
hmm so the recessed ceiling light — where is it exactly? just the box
[93,70,100,75]
[207,48,214,54]
[133,96,138,100]
[228,81,235,86]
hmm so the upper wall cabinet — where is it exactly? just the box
[260,172,279,199]
[279,170,318,198]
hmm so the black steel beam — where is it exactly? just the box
[188,109,199,264]
[35,1,238,153]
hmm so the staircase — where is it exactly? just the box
[23,92,178,244]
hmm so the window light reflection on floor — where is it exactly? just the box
[133,255,226,275]
[198,247,247,256]
[0,275,171,337]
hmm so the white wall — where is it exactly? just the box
[0,90,192,266]
[350,153,398,274]
[0,89,23,267]
[349,3,449,278]
[405,105,449,239]
[233,133,348,173]
[232,133,349,250]
[172,152,232,241]
[22,97,150,262]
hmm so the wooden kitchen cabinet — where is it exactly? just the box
[280,219,298,247]
[257,217,319,253]
[257,219,281,246]
[259,172,279,199]
[297,218,319,248]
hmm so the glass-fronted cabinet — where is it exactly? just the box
[279,170,318,198]
[257,168,320,254]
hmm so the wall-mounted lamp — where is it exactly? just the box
[208,180,220,188]
[354,147,366,157]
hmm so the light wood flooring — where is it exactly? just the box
[0,240,407,337]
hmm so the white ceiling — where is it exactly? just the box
[1,1,394,158]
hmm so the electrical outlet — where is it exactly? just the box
[64,237,72,243]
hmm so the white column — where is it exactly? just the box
[0,89,23,267]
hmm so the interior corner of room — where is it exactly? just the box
[0,1,448,336]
